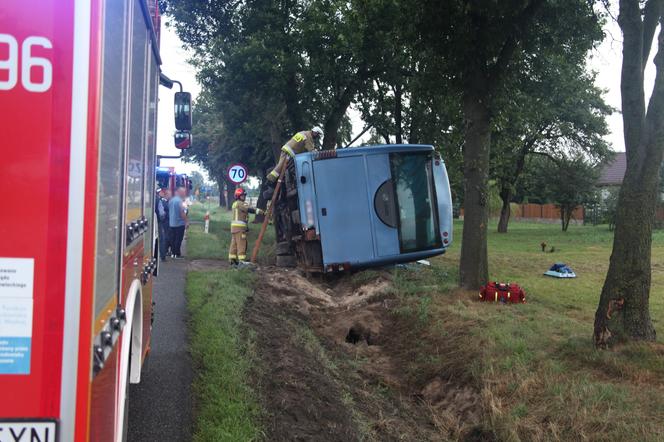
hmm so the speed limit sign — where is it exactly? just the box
[227,163,248,184]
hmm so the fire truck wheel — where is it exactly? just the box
[276,254,297,268]
[276,241,292,256]
[121,335,132,442]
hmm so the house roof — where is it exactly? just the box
[598,152,626,186]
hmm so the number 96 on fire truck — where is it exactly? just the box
[1,0,192,441]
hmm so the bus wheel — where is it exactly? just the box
[276,254,297,268]
[276,241,292,256]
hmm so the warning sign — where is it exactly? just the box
[0,258,34,375]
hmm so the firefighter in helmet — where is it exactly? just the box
[229,187,264,265]
[264,126,324,197]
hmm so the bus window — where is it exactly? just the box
[374,179,397,228]
[390,152,441,253]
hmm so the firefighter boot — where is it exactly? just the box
[238,260,255,269]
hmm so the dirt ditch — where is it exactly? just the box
[243,267,494,441]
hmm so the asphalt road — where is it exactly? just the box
[127,255,193,442]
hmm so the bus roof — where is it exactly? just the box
[329,144,434,158]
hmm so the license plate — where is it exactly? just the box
[0,420,57,442]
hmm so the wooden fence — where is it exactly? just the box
[459,203,584,224]
[512,203,584,224]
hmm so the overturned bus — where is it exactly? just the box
[273,144,453,272]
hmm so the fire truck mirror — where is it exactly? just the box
[174,131,192,150]
[174,91,192,131]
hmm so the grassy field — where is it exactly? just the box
[396,220,664,440]
[185,203,275,441]
[443,219,663,336]
[186,202,276,262]
[184,203,664,440]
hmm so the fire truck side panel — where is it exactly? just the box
[141,278,153,362]
[89,346,119,441]
[88,0,160,439]
[76,0,104,440]
[86,0,128,439]
[2,0,160,440]
[0,0,75,419]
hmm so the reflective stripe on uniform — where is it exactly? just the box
[238,255,247,260]
[229,254,237,259]
[281,145,296,158]
[268,169,279,179]
[232,200,243,227]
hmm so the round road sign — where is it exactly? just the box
[227,163,248,184]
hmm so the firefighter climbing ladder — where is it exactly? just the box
[250,162,287,263]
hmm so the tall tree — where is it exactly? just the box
[594,0,664,346]
[548,156,600,231]
[162,0,392,151]
[491,56,611,233]
[417,0,602,289]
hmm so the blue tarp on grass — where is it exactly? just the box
[544,263,576,278]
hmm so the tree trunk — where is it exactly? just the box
[459,90,491,290]
[562,206,572,232]
[594,0,664,347]
[594,161,659,345]
[322,84,358,150]
[285,70,305,131]
[254,177,267,223]
[394,84,403,144]
[497,186,512,233]
[218,178,226,207]
[226,181,236,211]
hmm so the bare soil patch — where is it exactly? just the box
[244,267,492,441]
[187,258,230,271]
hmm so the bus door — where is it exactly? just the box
[313,156,374,266]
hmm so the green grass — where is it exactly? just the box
[395,219,664,440]
[183,203,664,440]
[184,202,271,441]
[186,270,262,442]
[445,219,664,339]
[186,202,276,262]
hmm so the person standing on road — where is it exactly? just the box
[229,187,264,265]
[155,188,171,261]
[264,126,324,198]
[169,187,189,259]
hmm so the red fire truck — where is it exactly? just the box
[1,0,191,440]
[156,167,193,197]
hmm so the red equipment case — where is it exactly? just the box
[479,282,526,304]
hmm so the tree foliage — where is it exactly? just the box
[409,0,606,289]
[162,0,610,291]
[491,51,612,233]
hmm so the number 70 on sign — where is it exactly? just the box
[227,163,248,184]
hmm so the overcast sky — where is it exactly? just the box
[590,11,657,155]
[157,14,657,182]
[156,23,202,177]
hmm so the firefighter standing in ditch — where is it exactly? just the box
[264,126,324,197]
[229,187,264,265]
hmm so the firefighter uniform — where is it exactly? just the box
[229,199,263,263]
[267,130,318,182]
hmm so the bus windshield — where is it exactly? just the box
[390,152,441,253]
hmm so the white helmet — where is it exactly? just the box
[312,126,324,137]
